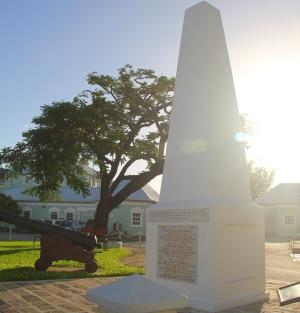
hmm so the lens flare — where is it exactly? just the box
[234,132,246,143]
[181,138,207,154]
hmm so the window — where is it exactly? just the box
[132,213,141,226]
[0,177,13,186]
[50,210,59,220]
[89,177,97,187]
[66,212,74,221]
[284,215,296,225]
[23,210,31,219]
[113,222,122,231]
[130,207,143,227]
[24,175,31,184]
[49,207,59,221]
[65,208,75,221]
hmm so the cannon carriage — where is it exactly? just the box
[0,210,98,273]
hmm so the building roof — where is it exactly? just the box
[83,165,98,177]
[256,183,300,205]
[1,181,159,204]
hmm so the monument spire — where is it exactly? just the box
[159,1,252,208]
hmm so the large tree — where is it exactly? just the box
[248,161,275,199]
[0,65,174,228]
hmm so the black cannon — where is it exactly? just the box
[0,210,98,273]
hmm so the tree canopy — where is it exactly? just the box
[0,193,20,215]
[248,161,275,199]
[0,65,175,227]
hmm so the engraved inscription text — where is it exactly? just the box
[158,225,198,282]
[149,208,209,223]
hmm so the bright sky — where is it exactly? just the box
[1,0,300,193]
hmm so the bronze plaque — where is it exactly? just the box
[157,225,198,282]
[277,282,300,305]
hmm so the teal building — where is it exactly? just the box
[0,169,158,236]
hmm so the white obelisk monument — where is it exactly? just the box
[146,2,267,312]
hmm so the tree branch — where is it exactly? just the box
[109,117,151,178]
[103,156,113,165]
[110,157,138,193]
[110,160,164,209]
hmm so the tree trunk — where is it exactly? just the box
[92,162,164,229]
[94,198,111,228]
[93,173,112,229]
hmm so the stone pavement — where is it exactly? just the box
[0,278,298,313]
[0,278,113,313]
[122,243,145,268]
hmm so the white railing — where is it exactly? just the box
[103,230,145,249]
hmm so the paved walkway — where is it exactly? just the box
[122,243,145,268]
[0,243,300,312]
[0,278,297,313]
[0,278,113,313]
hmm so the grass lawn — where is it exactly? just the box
[0,241,144,282]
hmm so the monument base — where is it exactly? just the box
[146,203,267,312]
[190,291,269,312]
[85,274,188,313]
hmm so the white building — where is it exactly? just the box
[256,183,300,238]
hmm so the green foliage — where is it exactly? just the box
[0,241,143,282]
[0,65,175,227]
[239,116,275,199]
[248,161,275,199]
[0,193,21,215]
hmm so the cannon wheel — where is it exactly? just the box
[85,259,98,273]
[35,258,50,271]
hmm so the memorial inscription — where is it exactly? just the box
[149,208,209,223]
[157,225,198,282]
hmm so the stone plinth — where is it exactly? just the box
[86,275,189,313]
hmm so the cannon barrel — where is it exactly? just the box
[0,210,97,250]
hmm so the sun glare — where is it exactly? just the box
[236,55,300,183]
[149,55,300,193]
